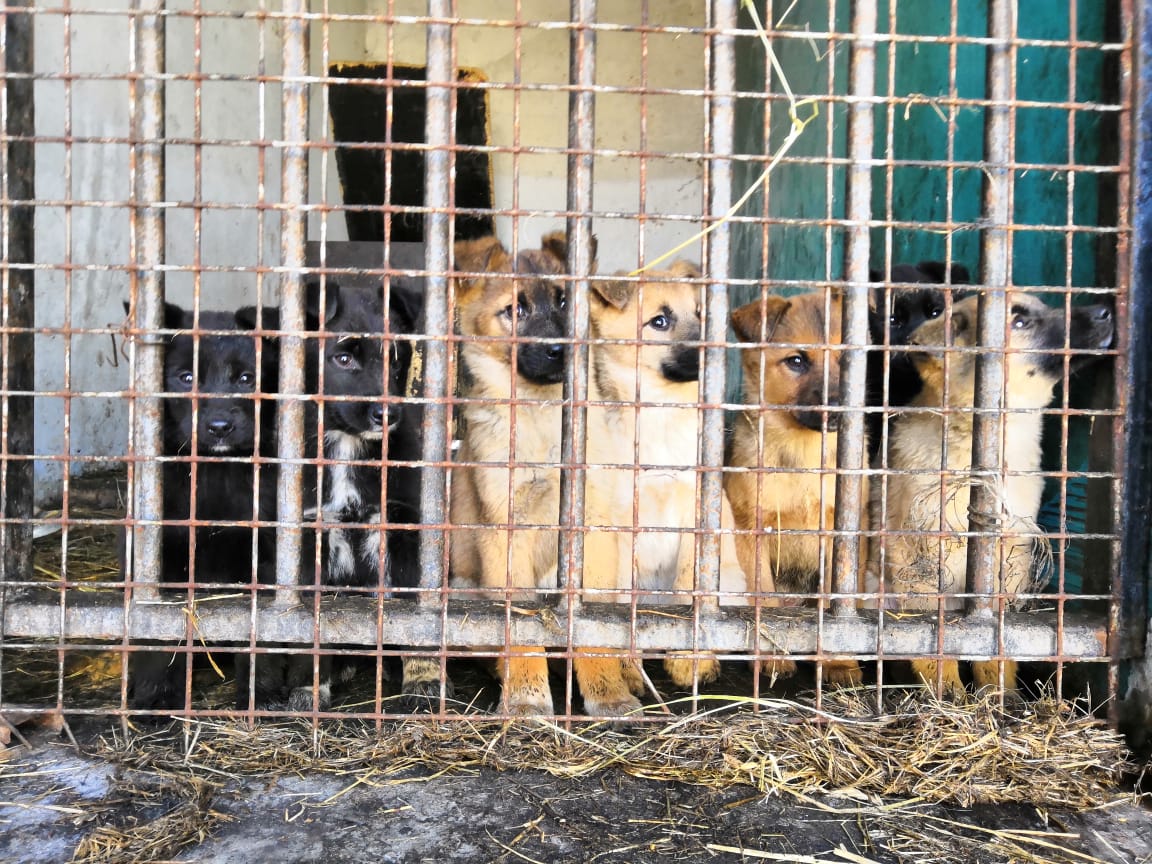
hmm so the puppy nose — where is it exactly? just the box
[369,404,386,429]
[206,418,234,439]
[545,343,563,361]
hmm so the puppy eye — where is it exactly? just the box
[237,371,255,387]
[501,302,527,319]
[332,352,355,368]
[925,304,943,319]
[647,314,671,331]
[557,291,567,311]
[1011,315,1029,330]
[783,353,809,373]
[178,370,194,386]
[888,312,905,327]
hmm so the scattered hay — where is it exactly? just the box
[31,511,123,588]
[98,691,1132,812]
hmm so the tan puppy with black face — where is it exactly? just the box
[582,262,747,712]
[726,291,868,686]
[450,231,587,717]
[871,292,1115,697]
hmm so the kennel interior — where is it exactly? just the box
[0,0,1147,725]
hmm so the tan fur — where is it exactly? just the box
[870,292,1065,696]
[449,232,575,716]
[726,291,869,686]
[581,261,747,705]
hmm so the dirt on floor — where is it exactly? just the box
[3,715,1152,864]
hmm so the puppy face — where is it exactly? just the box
[909,292,1115,407]
[590,260,702,386]
[731,291,844,432]
[869,260,971,346]
[454,231,595,386]
[308,280,420,438]
[159,304,267,455]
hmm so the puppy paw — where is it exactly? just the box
[821,660,863,689]
[287,682,332,713]
[664,653,721,690]
[911,659,965,701]
[582,693,643,725]
[620,659,647,697]
[754,657,798,684]
[503,688,554,717]
[398,657,454,712]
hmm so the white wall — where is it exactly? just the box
[31,0,707,505]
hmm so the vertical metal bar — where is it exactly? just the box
[832,0,875,613]
[275,0,309,602]
[0,0,35,585]
[419,4,453,599]
[1120,0,1149,658]
[557,0,596,608]
[129,0,166,600]
[699,0,736,612]
[965,0,1015,614]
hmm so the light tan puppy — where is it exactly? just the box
[726,291,868,686]
[871,292,1115,696]
[583,262,747,706]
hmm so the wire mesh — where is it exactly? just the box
[0,0,1136,727]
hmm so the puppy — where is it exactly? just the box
[726,291,868,686]
[582,261,748,712]
[871,292,1114,696]
[449,231,584,717]
[868,261,972,452]
[128,301,279,710]
[270,277,425,712]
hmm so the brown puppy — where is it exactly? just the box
[870,292,1115,697]
[583,262,746,709]
[726,291,868,686]
[449,231,590,717]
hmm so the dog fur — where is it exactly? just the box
[869,292,1115,696]
[726,290,869,686]
[579,261,749,714]
[449,231,585,716]
[128,301,279,710]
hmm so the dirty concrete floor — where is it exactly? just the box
[4,725,1152,864]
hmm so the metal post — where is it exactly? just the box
[418,3,453,599]
[833,0,876,613]
[699,0,737,612]
[966,0,1015,614]
[128,0,166,601]
[0,0,35,585]
[275,0,309,603]
[557,0,597,608]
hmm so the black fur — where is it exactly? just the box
[127,301,279,711]
[259,277,423,711]
[506,249,569,384]
[868,260,971,457]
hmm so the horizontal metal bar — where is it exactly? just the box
[0,594,1113,659]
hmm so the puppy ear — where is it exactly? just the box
[590,277,633,310]
[454,234,508,275]
[731,297,791,343]
[667,260,702,279]
[540,231,598,273]
[304,277,341,328]
[235,305,280,331]
[163,302,188,330]
[868,267,883,282]
[387,277,423,332]
[915,260,971,285]
[949,263,971,284]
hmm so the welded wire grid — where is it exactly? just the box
[0,1,1135,728]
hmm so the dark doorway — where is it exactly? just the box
[327,64,495,243]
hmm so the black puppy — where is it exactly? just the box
[128,301,279,711]
[868,260,971,458]
[271,277,425,712]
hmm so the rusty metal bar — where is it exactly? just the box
[274,0,309,602]
[832,0,876,614]
[698,0,736,612]
[418,3,453,600]
[0,596,1110,659]
[0,0,35,585]
[965,0,1015,614]
[127,0,166,602]
[557,0,597,608]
